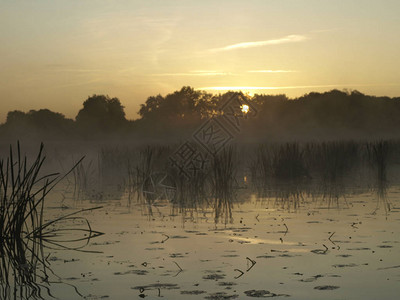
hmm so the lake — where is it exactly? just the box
[2,141,400,299]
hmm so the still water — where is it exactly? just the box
[12,183,399,300]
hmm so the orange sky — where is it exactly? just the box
[1,0,400,122]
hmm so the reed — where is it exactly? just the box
[0,142,103,299]
[271,142,309,181]
[126,145,172,209]
[366,140,390,182]
[366,140,392,213]
[0,142,58,241]
[305,141,360,182]
[249,142,310,201]
[210,146,237,224]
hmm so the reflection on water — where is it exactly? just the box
[0,143,104,299]
[0,238,46,300]
[0,210,104,300]
[4,185,400,299]
[367,141,392,215]
[2,141,400,299]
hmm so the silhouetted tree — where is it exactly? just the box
[2,109,74,140]
[139,86,217,121]
[2,87,400,142]
[136,86,218,137]
[76,95,127,133]
[6,110,28,125]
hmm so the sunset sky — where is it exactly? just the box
[1,0,400,122]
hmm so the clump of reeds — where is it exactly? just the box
[210,146,237,224]
[271,143,309,181]
[169,165,210,221]
[272,184,304,211]
[254,142,310,182]
[0,143,57,298]
[366,140,392,213]
[248,141,364,208]
[71,157,94,199]
[249,142,310,202]
[305,141,360,182]
[127,145,172,208]
[0,143,57,242]
[0,142,103,299]
[131,146,158,205]
[98,146,131,193]
[250,144,272,193]
[304,141,360,206]
[366,140,390,182]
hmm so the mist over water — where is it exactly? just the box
[2,88,400,144]
[2,0,400,297]
[1,88,400,299]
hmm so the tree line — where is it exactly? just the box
[1,86,400,142]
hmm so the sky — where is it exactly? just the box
[1,0,400,122]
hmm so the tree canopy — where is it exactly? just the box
[1,87,400,142]
[138,86,216,121]
[2,109,73,139]
[76,94,127,133]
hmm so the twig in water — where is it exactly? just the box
[234,269,244,279]
[246,257,256,272]
[173,261,183,271]
[311,244,329,255]
[328,232,336,245]
[173,261,183,277]
[283,223,289,234]
[161,234,170,243]
[351,222,358,229]
[139,287,146,298]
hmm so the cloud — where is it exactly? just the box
[198,86,284,91]
[210,34,308,52]
[247,70,297,73]
[310,28,341,34]
[197,84,390,91]
[151,71,231,77]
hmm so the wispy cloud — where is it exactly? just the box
[247,70,297,73]
[198,86,288,91]
[210,34,308,52]
[310,28,341,34]
[44,63,104,74]
[151,71,231,77]
[197,84,391,91]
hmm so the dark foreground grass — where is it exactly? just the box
[0,142,103,299]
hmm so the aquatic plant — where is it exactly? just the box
[251,142,309,182]
[271,142,309,180]
[366,140,392,213]
[71,157,93,199]
[366,140,390,182]
[210,146,237,224]
[0,143,58,241]
[0,142,103,299]
[125,145,170,209]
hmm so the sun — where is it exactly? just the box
[241,104,250,114]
